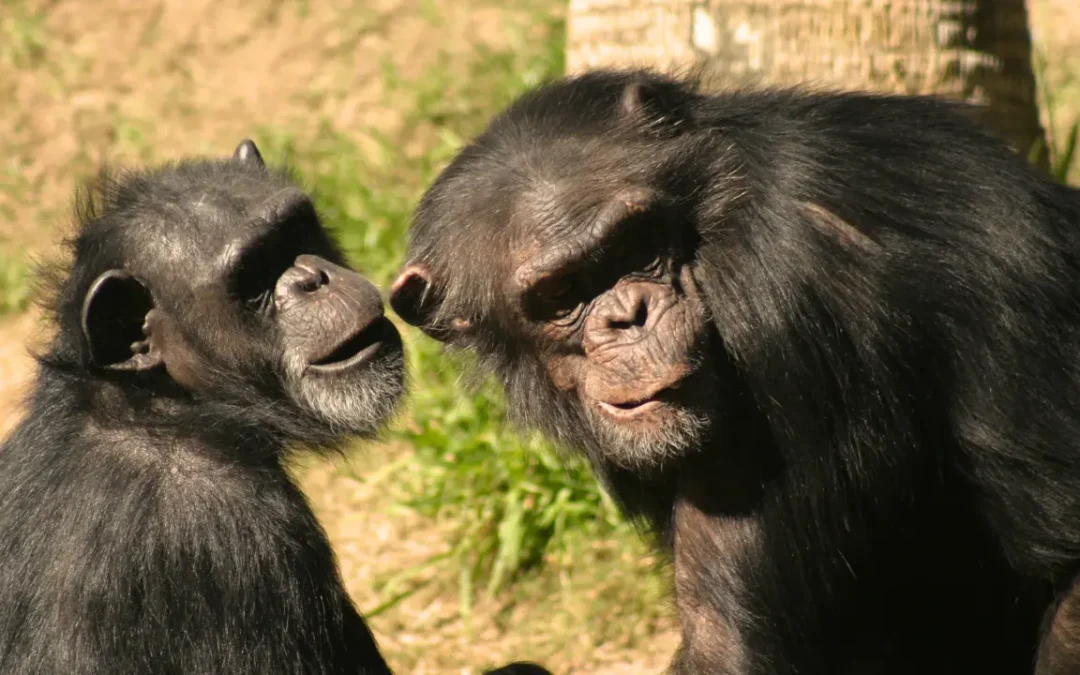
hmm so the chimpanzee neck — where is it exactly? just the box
[31,367,287,462]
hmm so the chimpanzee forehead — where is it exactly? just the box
[112,162,299,280]
[505,142,661,235]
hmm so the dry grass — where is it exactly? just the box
[0,310,42,438]
[297,453,679,674]
[0,1,1077,673]
[0,0,520,247]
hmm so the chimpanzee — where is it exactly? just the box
[389,70,1080,674]
[0,140,548,675]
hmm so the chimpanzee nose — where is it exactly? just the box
[583,283,657,353]
[286,255,332,294]
[603,289,649,332]
[276,255,384,324]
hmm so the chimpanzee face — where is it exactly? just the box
[500,185,715,469]
[391,114,718,469]
[79,140,405,440]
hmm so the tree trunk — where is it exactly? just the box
[566,0,1049,169]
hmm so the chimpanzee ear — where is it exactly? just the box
[619,80,658,120]
[618,79,685,135]
[389,264,466,341]
[81,270,161,371]
[232,139,265,168]
[390,264,438,326]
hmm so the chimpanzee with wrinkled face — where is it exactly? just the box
[0,140,548,675]
[390,70,1080,674]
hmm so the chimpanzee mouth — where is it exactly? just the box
[599,397,665,418]
[595,376,689,419]
[308,316,391,373]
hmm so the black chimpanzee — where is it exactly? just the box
[0,140,548,675]
[389,70,1080,674]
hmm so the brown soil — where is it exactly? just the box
[0,0,1076,672]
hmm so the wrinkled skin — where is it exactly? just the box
[392,166,718,471]
[391,70,1080,675]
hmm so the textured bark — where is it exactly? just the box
[567,0,1048,168]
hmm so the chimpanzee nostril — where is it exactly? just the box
[292,260,331,294]
[606,296,648,332]
[298,270,327,293]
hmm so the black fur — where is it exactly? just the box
[0,152,405,674]
[394,70,1080,674]
[0,147,550,675]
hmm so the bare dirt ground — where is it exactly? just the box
[0,311,41,438]
[0,1,1076,673]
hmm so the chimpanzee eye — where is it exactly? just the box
[230,213,334,313]
[551,305,575,320]
[232,235,304,312]
[547,276,575,303]
[606,232,634,263]
[539,274,585,322]
[234,255,287,312]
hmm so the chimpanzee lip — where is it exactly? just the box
[597,384,683,418]
[594,370,688,419]
[307,316,389,373]
[598,397,665,418]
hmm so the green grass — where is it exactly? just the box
[1046,116,1079,185]
[0,252,32,315]
[1034,49,1080,184]
[256,3,639,612]
[0,0,48,70]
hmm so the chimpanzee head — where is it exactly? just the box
[50,140,405,445]
[390,73,721,470]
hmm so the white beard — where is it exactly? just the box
[583,400,710,471]
[284,348,406,437]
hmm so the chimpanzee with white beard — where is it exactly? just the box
[0,140,550,675]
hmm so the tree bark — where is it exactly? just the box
[567,0,1049,169]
